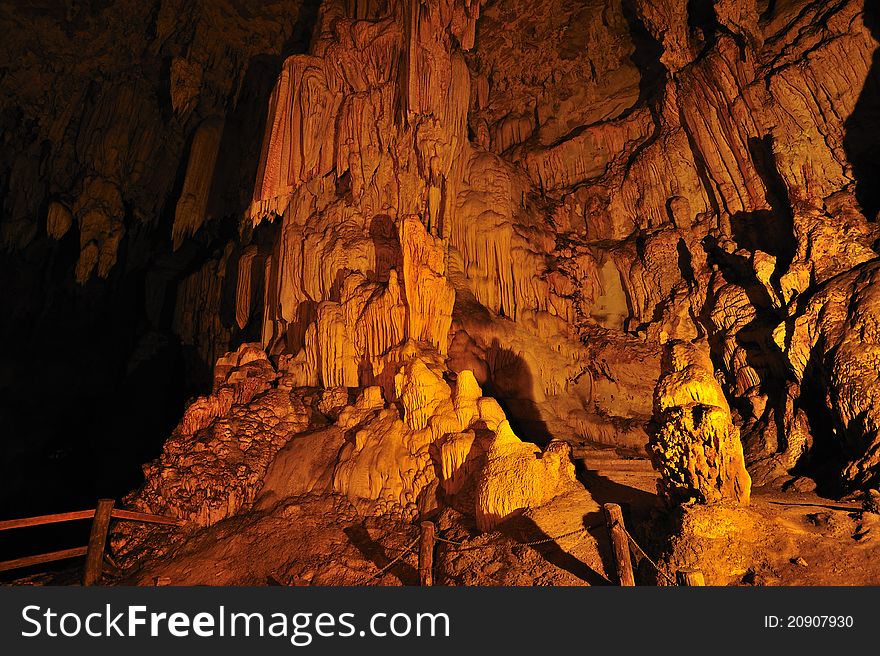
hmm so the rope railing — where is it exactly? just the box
[602,503,704,587]
[336,521,602,585]
[347,536,421,586]
[410,504,704,587]
[619,523,678,586]
[435,523,600,549]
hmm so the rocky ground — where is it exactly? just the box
[2,456,867,589]
[8,439,880,587]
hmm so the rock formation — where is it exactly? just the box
[128,343,580,531]
[776,261,880,488]
[0,0,316,513]
[118,0,880,532]
[650,340,751,505]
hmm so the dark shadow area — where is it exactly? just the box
[736,136,797,281]
[844,0,880,221]
[0,224,192,565]
[767,500,860,512]
[482,339,553,446]
[703,133,839,488]
[207,56,284,226]
[793,347,848,497]
[687,0,721,55]
[497,513,611,586]
[688,0,751,59]
[621,0,667,108]
[368,214,401,284]
[575,458,659,514]
[699,130,797,467]
[0,1,324,572]
[343,525,418,586]
[620,0,667,171]
[426,424,490,519]
[573,455,665,585]
[759,0,778,23]
[677,237,695,287]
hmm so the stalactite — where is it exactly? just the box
[172,116,224,250]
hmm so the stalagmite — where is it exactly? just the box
[475,425,579,531]
[650,340,751,505]
[8,0,880,591]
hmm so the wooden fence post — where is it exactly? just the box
[676,568,706,586]
[602,503,635,586]
[83,499,114,586]
[419,521,435,586]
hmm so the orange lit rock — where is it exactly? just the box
[475,425,579,531]
[126,344,313,526]
[46,201,73,240]
[172,117,224,250]
[72,177,125,283]
[399,216,455,354]
[650,340,751,505]
[776,261,880,488]
[329,354,584,522]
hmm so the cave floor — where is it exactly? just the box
[575,443,880,586]
[105,446,880,587]
[739,489,876,586]
[7,446,880,587]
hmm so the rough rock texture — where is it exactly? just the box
[125,343,317,525]
[661,501,780,586]
[112,495,607,586]
[118,0,880,547]
[231,0,880,495]
[475,428,579,530]
[650,340,751,505]
[776,261,880,488]
[126,345,582,531]
[242,0,667,461]
[0,0,306,272]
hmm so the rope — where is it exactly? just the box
[518,525,597,546]
[348,536,420,585]
[344,519,675,587]
[618,523,677,586]
[436,523,600,551]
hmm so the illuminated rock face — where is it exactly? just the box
[330,357,578,525]
[152,0,880,506]
[776,261,880,488]
[127,344,312,525]
[130,346,580,528]
[476,427,578,531]
[650,340,751,505]
[242,0,663,456]
[249,0,479,380]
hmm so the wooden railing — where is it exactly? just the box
[0,499,185,585]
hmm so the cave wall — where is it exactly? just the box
[0,0,313,512]
[234,0,880,487]
[5,0,880,510]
